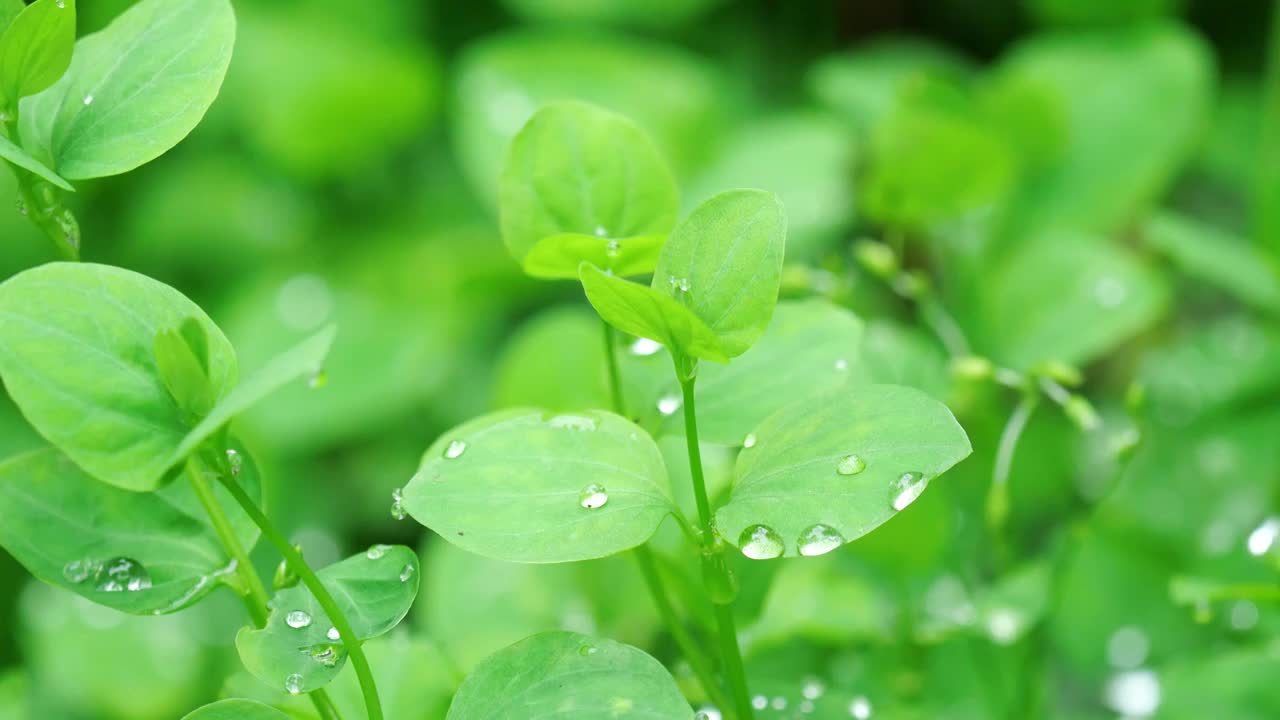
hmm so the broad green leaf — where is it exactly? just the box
[0,132,73,189]
[686,112,855,259]
[0,445,262,615]
[995,23,1213,239]
[445,631,692,719]
[182,700,290,720]
[499,100,678,267]
[0,0,24,32]
[580,263,729,363]
[451,29,722,206]
[0,262,238,491]
[856,319,951,399]
[18,0,236,179]
[716,384,971,559]
[402,408,676,563]
[1145,212,1280,314]
[523,232,666,279]
[0,670,27,720]
[236,545,419,695]
[0,0,75,104]
[746,554,895,649]
[492,306,609,412]
[1160,649,1280,720]
[627,299,865,444]
[978,231,1169,369]
[172,325,335,466]
[1138,316,1280,421]
[653,189,786,357]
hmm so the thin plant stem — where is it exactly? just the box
[679,373,755,720]
[219,474,383,720]
[598,319,731,713]
[185,458,342,720]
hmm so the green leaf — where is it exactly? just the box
[652,189,786,357]
[1144,212,1280,314]
[499,100,678,268]
[747,555,895,649]
[523,232,666,279]
[0,0,24,32]
[445,631,692,720]
[628,299,865,444]
[402,408,676,563]
[18,0,236,179]
[580,263,728,363]
[492,306,610,412]
[978,231,1169,369]
[154,317,216,423]
[181,699,290,720]
[0,0,75,104]
[0,131,73,189]
[0,262,238,492]
[235,545,419,695]
[0,444,262,615]
[172,325,335,467]
[715,384,971,559]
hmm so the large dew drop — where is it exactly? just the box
[797,524,844,557]
[579,484,609,509]
[739,524,784,560]
[390,488,407,521]
[366,544,392,560]
[226,448,243,476]
[836,454,866,475]
[399,564,415,582]
[284,673,304,695]
[94,557,152,593]
[443,440,467,459]
[327,627,341,642]
[286,610,313,629]
[890,472,926,511]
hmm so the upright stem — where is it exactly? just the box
[186,458,341,720]
[601,322,627,416]
[679,373,755,720]
[219,474,383,720]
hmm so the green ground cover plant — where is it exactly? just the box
[1,0,1279,719]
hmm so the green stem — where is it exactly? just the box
[679,373,755,720]
[601,321,627,417]
[185,458,342,720]
[219,474,383,720]
[985,393,1038,535]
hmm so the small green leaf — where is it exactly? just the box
[492,306,610,412]
[523,232,665,279]
[580,263,728,363]
[0,132,72,190]
[235,545,419,695]
[652,189,786,357]
[499,100,678,269]
[445,631,693,719]
[0,445,262,615]
[716,384,971,558]
[0,262,238,492]
[154,318,216,424]
[1145,212,1280,314]
[629,299,865,444]
[0,0,74,105]
[181,699,290,720]
[172,325,335,467]
[18,0,236,179]
[402,408,676,563]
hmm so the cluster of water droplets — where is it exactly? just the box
[389,487,407,520]
[668,275,691,293]
[63,557,152,593]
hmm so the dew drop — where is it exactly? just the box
[286,610,313,629]
[890,472,926,511]
[579,483,609,509]
[327,626,341,642]
[226,448,242,476]
[56,0,66,8]
[366,544,392,560]
[605,240,620,258]
[739,524,784,560]
[548,414,597,431]
[1247,517,1279,556]
[389,488,407,521]
[985,607,1023,645]
[657,394,681,416]
[797,524,844,557]
[399,564,415,582]
[836,454,866,476]
[284,673,304,695]
[752,696,768,710]
[579,644,598,656]
[1104,669,1161,717]
[743,433,757,449]
[694,709,721,720]
[443,440,467,459]
[629,337,662,356]
[82,94,93,106]
[63,559,95,584]
[849,695,873,719]
[834,358,849,372]
[594,225,608,238]
[94,557,151,593]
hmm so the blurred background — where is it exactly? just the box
[2,0,1280,718]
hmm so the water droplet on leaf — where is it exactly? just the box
[284,673,304,695]
[578,644,598,656]
[579,483,608,509]
[849,696,873,719]
[743,433,757,449]
[836,454,865,475]
[399,564,414,582]
[327,627,341,642]
[63,559,95,584]
[443,440,467,459]
[366,544,392,560]
[797,524,844,556]
[739,524,784,560]
[390,488,407,521]
[629,337,661,356]
[94,557,151,593]
[82,94,94,106]
[657,394,681,416]
[1247,517,1279,556]
[286,610,312,629]
[890,472,926,511]
[605,240,620,258]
